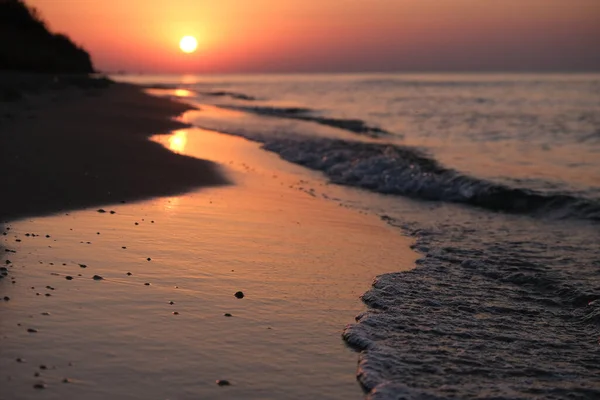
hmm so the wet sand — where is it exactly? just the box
[0,73,227,221]
[1,86,418,399]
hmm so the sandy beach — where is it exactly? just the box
[0,73,227,222]
[1,78,417,399]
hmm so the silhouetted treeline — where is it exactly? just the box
[0,0,94,73]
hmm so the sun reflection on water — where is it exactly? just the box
[168,130,188,154]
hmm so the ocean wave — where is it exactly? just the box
[200,91,257,101]
[258,137,600,221]
[343,217,600,399]
[219,105,393,138]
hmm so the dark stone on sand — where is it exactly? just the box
[45,235,50,238]
[3,296,10,301]
[169,301,174,305]
[135,222,139,225]
[39,365,47,370]
[44,293,50,296]
[147,257,151,261]
[79,264,87,268]
[65,276,73,280]
[122,246,127,249]
[92,275,103,280]
[27,328,37,333]
[144,282,150,286]
[97,209,106,213]
[33,383,46,389]
[6,259,11,264]
[216,380,231,386]
[126,272,132,276]
[224,313,232,317]
[96,232,100,235]
[110,210,116,214]
[234,291,244,299]
[16,358,25,363]
[15,239,21,242]
[34,372,40,377]
[172,311,179,315]
[41,312,50,316]
[62,378,70,383]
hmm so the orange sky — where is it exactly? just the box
[29,0,600,73]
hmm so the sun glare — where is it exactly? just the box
[179,36,198,54]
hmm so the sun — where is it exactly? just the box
[179,36,198,54]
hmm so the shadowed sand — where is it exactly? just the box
[0,73,227,222]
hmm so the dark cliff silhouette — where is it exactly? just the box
[0,0,94,73]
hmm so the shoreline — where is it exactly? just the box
[0,74,228,222]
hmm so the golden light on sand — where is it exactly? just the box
[179,36,198,53]
[169,131,188,153]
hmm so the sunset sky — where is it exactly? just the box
[29,0,600,73]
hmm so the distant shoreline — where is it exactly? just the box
[0,73,228,222]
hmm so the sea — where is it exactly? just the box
[117,73,600,399]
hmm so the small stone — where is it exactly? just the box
[27,328,37,333]
[45,293,51,297]
[45,235,50,238]
[216,380,231,386]
[147,258,151,261]
[97,209,106,213]
[34,372,40,377]
[122,246,127,249]
[134,222,139,226]
[224,313,232,317]
[62,378,70,383]
[3,296,9,301]
[172,311,179,315]
[79,264,87,268]
[33,383,46,389]
[169,301,174,305]
[65,276,73,280]
[234,291,244,299]
[41,312,50,316]
[110,211,116,214]
[39,365,47,370]
[92,275,103,280]
[5,259,10,264]
[126,272,132,276]
[144,283,150,286]
[96,232,100,235]
[151,221,155,223]
[16,358,25,363]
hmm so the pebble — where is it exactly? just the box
[33,383,46,389]
[41,312,50,316]
[216,380,231,386]
[122,246,127,249]
[172,311,179,315]
[144,283,150,286]
[147,257,151,261]
[34,372,40,377]
[169,301,174,305]
[110,211,116,214]
[62,378,70,383]
[79,264,87,268]
[126,272,132,276]
[97,209,106,213]
[234,291,245,299]
[92,275,103,280]
[16,358,25,363]
[39,365,47,370]
[3,296,9,301]
[224,313,232,317]
[27,328,38,333]
[45,235,50,238]
[44,293,51,297]
[65,276,73,280]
